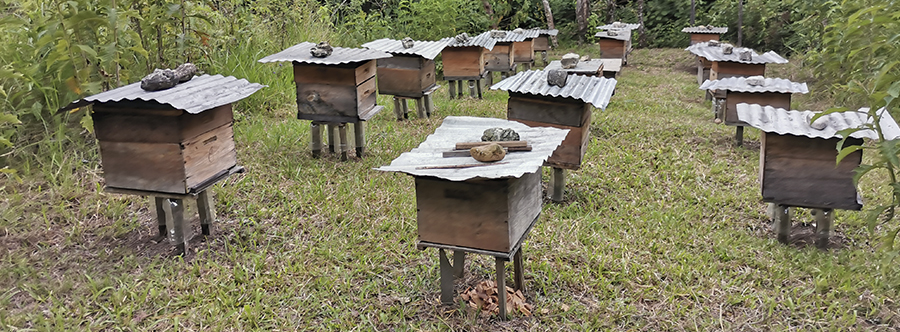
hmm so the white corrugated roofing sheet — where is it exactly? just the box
[597,23,641,30]
[544,59,603,75]
[361,38,451,60]
[685,42,788,64]
[446,31,496,50]
[489,70,618,110]
[699,77,809,94]
[594,30,632,41]
[375,116,569,181]
[532,28,559,36]
[736,103,900,140]
[258,41,392,65]
[682,26,728,34]
[489,30,529,43]
[59,74,266,114]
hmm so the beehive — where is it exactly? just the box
[484,30,527,72]
[441,32,496,80]
[595,29,632,63]
[686,42,788,82]
[700,77,808,126]
[362,38,449,98]
[682,26,728,45]
[531,29,558,53]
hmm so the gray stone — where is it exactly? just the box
[512,28,524,34]
[140,69,177,91]
[173,63,198,83]
[739,50,752,61]
[561,53,580,69]
[808,114,828,130]
[579,54,591,61]
[708,40,720,46]
[310,42,333,58]
[612,21,626,28]
[722,44,734,54]
[705,24,715,30]
[481,127,520,142]
[606,30,619,36]
[401,37,414,49]
[547,70,568,88]
[470,143,506,162]
[454,33,470,43]
[490,30,507,38]
[746,75,765,86]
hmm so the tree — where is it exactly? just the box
[575,0,589,43]
[541,0,558,47]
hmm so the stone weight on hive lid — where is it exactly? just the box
[376,116,568,320]
[441,32,496,100]
[258,42,392,160]
[59,74,265,255]
[686,41,788,88]
[491,70,618,202]
[736,103,900,249]
[682,25,728,45]
[362,38,451,120]
[700,76,808,146]
[544,58,606,77]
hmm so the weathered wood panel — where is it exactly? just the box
[293,61,376,86]
[356,76,377,114]
[507,93,589,127]
[296,83,360,118]
[711,61,766,80]
[377,56,422,70]
[180,105,234,140]
[485,43,514,71]
[723,92,791,126]
[415,177,512,253]
[690,34,721,45]
[442,47,484,78]
[183,123,237,190]
[376,58,436,97]
[761,133,863,210]
[533,36,550,51]
[513,39,535,63]
[506,171,541,247]
[99,141,187,193]
[598,39,626,60]
[513,118,589,170]
[93,109,182,143]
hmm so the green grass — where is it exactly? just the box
[2,48,900,331]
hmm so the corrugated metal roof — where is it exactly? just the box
[489,30,529,43]
[258,41,392,65]
[446,31,496,50]
[375,116,569,181]
[597,23,641,30]
[489,70,618,110]
[685,42,788,64]
[699,77,809,94]
[531,28,559,36]
[681,26,728,34]
[544,59,603,75]
[361,38,451,60]
[59,74,265,114]
[600,58,622,72]
[594,30,632,41]
[736,103,900,140]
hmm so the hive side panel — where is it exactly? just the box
[507,94,589,127]
[724,92,791,126]
[356,76,378,114]
[598,39,625,59]
[533,37,550,51]
[507,171,542,248]
[419,60,436,91]
[714,62,766,79]
[92,108,182,144]
[180,104,234,140]
[183,123,237,191]
[296,83,361,119]
[513,118,587,170]
[442,47,484,78]
[415,177,511,253]
[485,43,513,71]
[690,34,720,44]
[294,63,360,86]
[513,39,534,62]
[99,141,187,193]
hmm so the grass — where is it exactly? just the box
[2,47,900,331]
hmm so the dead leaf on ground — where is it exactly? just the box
[459,280,534,317]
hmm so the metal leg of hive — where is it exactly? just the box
[476,79,483,99]
[154,196,167,238]
[439,248,455,304]
[327,124,336,153]
[457,80,464,98]
[775,204,791,244]
[424,94,434,117]
[354,122,365,158]
[513,249,525,292]
[452,251,465,278]
[338,124,348,161]
[495,257,508,320]
[392,97,404,120]
[551,167,565,202]
[167,198,187,255]
[310,122,323,158]
[735,126,744,147]
[816,209,833,249]
[415,97,427,119]
[197,190,215,236]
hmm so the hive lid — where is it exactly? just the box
[544,59,604,75]
[490,70,618,110]
[361,38,451,60]
[736,103,900,140]
[594,30,632,41]
[532,28,559,36]
[681,26,728,34]
[445,31,497,50]
[59,74,266,114]
[375,116,569,181]
[258,41,392,65]
[685,42,788,64]
[699,77,809,94]
[488,30,529,43]
[597,22,641,30]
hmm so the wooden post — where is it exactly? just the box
[354,122,365,158]
[551,167,565,202]
[424,94,434,117]
[476,79,483,99]
[167,198,187,255]
[154,197,167,237]
[197,190,215,236]
[735,126,744,147]
[439,249,454,304]
[485,72,493,87]
[468,80,476,98]
[815,209,833,249]
[738,0,743,47]
[452,251,466,278]
[327,124,336,153]
[338,124,348,161]
[392,97,404,120]
[457,80,464,98]
[513,250,525,292]
[775,204,791,244]
[766,202,776,220]
[495,257,508,320]
[310,123,323,158]
[400,99,410,119]
[415,97,427,119]
[448,80,457,99]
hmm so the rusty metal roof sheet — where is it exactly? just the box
[594,30,632,41]
[489,70,618,110]
[699,77,809,94]
[361,38,451,60]
[736,103,900,140]
[489,30,529,43]
[681,26,728,34]
[258,41,392,65]
[375,116,569,181]
[59,74,266,114]
[685,42,788,64]
[446,31,496,50]
[597,22,641,30]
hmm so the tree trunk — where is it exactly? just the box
[690,0,695,25]
[637,0,645,47]
[737,0,743,47]
[541,0,558,47]
[606,0,616,23]
[575,0,589,44]
[482,0,497,29]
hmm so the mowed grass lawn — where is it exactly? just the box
[2,47,900,331]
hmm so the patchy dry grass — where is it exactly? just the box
[2,48,900,331]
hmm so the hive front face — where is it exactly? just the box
[485,43,515,71]
[711,62,766,80]
[533,36,550,52]
[507,94,592,170]
[293,60,378,123]
[724,92,791,126]
[512,39,535,63]
[598,39,626,60]
[94,104,237,194]
[690,34,721,45]
[441,47,485,79]
[375,56,436,97]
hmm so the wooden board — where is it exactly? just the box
[183,123,237,191]
[533,36,550,51]
[356,76,378,114]
[724,92,791,126]
[761,133,863,210]
[295,75,376,120]
[485,43,514,71]
[99,141,187,193]
[690,33,721,45]
[711,61,766,80]
[506,171,542,247]
[598,39,626,60]
[512,39,535,63]
[415,177,512,253]
[376,58,436,97]
[93,104,233,143]
[293,60,376,86]
[507,93,589,127]
[513,118,589,170]
[442,47,485,78]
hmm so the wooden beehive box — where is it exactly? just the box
[442,46,485,79]
[701,77,808,126]
[485,42,515,71]
[361,38,448,98]
[533,35,551,52]
[687,43,787,83]
[682,26,728,45]
[595,29,632,63]
[512,39,535,64]
[61,75,264,195]
[710,61,765,80]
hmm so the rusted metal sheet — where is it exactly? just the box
[597,22,641,30]
[446,31,496,50]
[362,38,451,60]
[681,26,728,34]
[736,103,900,140]
[258,41,392,65]
[700,77,809,94]
[375,116,568,181]
[59,75,265,114]
[594,30,632,41]
[490,70,618,110]
[686,42,788,64]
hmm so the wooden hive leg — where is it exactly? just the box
[696,59,704,86]
[816,209,834,249]
[457,80,465,99]
[453,251,466,278]
[392,97,404,121]
[495,257,508,320]
[354,122,366,158]
[766,203,776,220]
[513,249,525,292]
[415,97,427,119]
[476,79,483,99]
[541,51,548,65]
[551,167,565,202]
[327,124,336,153]
[448,80,456,99]
[775,204,791,244]
[197,190,216,236]
[735,126,744,147]
[167,199,188,255]
[468,80,476,98]
[401,99,410,119]
[439,248,455,304]
[154,197,167,238]
[485,72,493,87]
[338,123,349,161]
[310,122,323,158]
[424,94,434,117]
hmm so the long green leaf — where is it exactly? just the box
[836,144,864,165]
